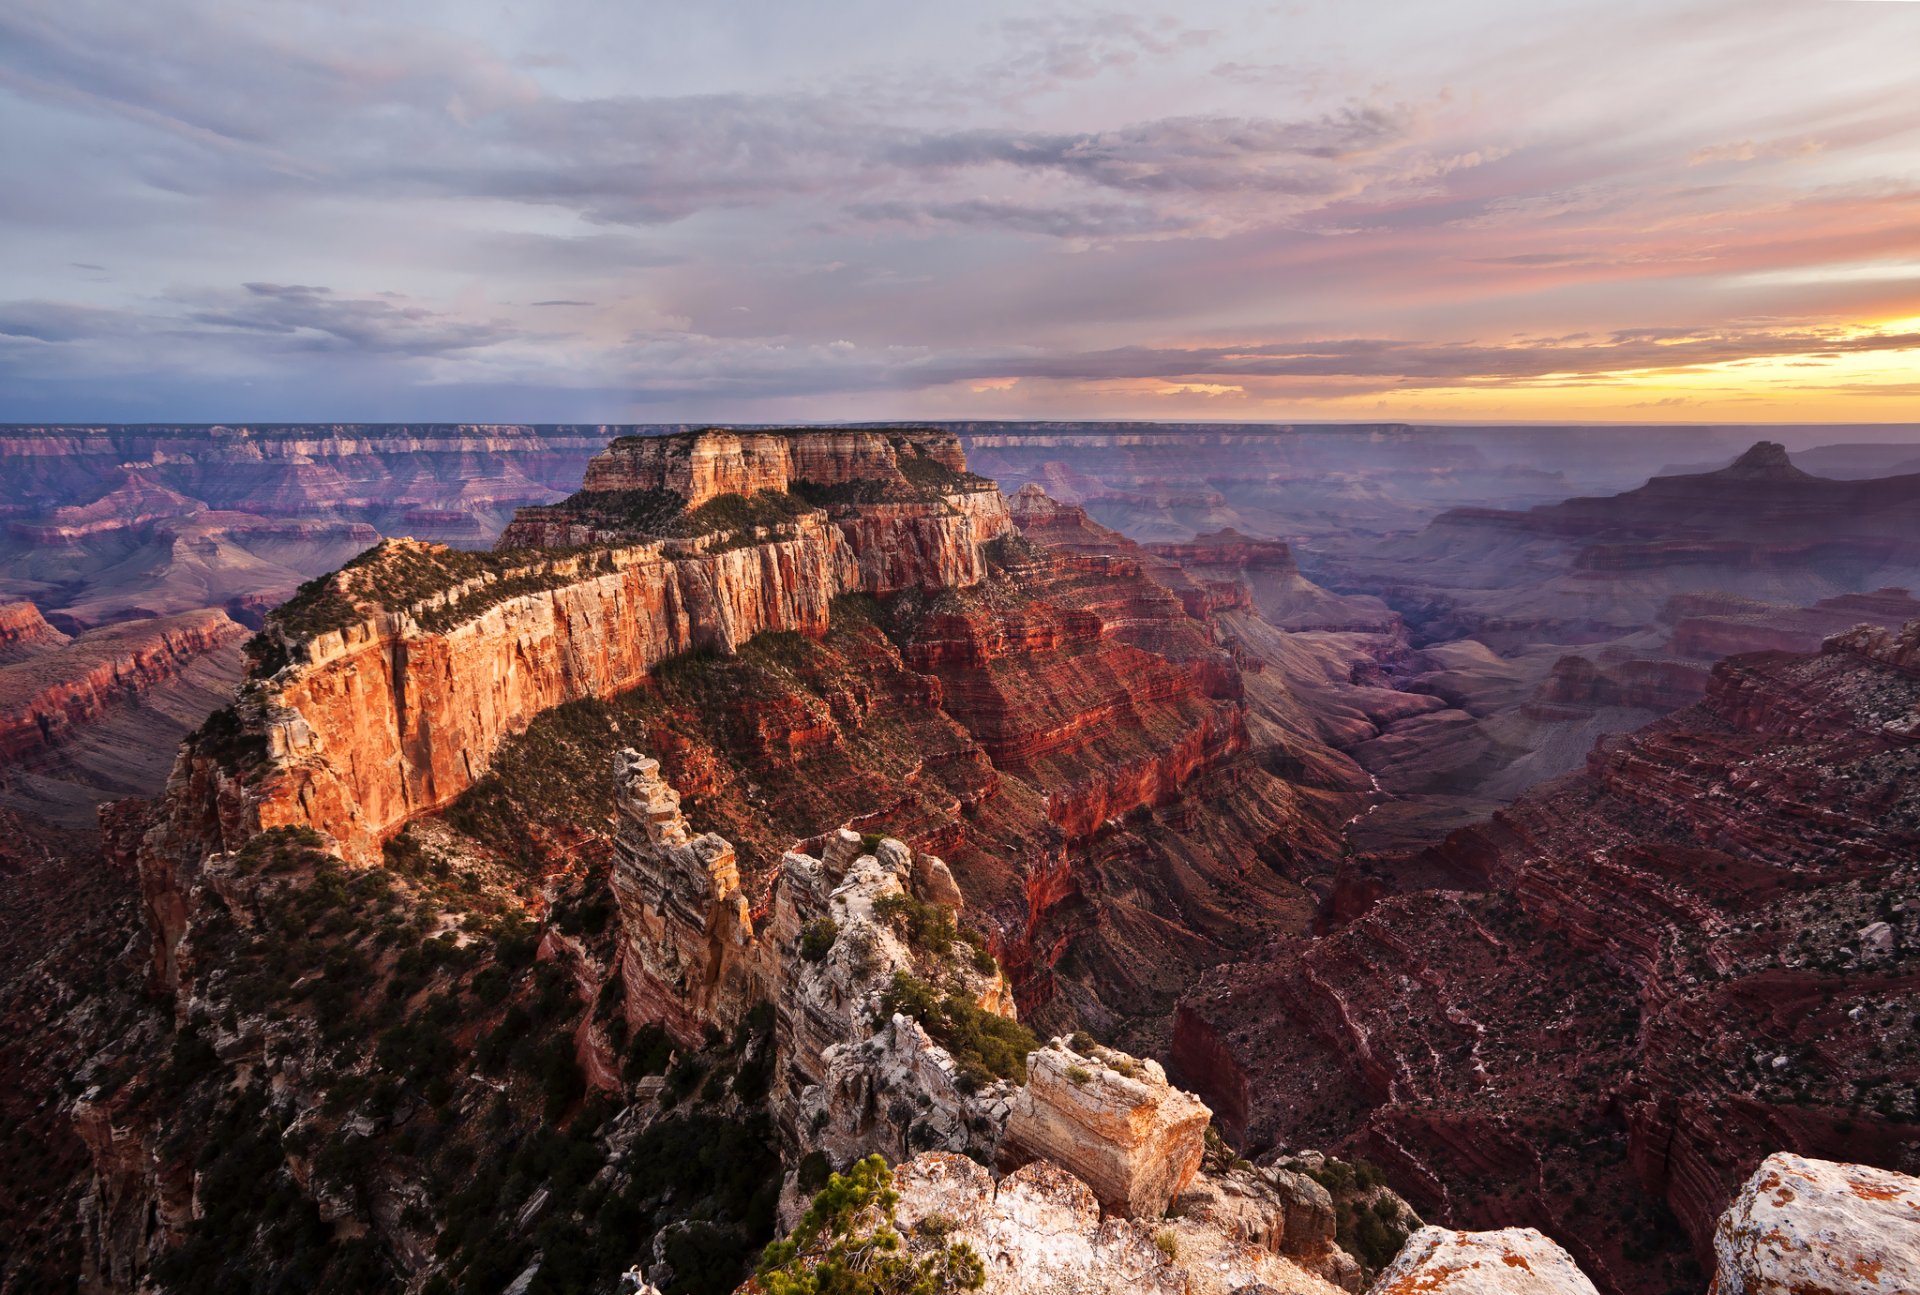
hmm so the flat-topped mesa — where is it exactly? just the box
[577,426,974,505]
[142,430,1014,880]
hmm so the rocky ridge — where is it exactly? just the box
[1172,622,1920,1294]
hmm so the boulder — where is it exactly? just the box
[1366,1227,1600,1294]
[1178,1165,1364,1291]
[1710,1152,1920,1295]
[1000,1036,1212,1218]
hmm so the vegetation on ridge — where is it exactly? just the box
[756,1154,984,1295]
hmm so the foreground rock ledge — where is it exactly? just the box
[888,1151,1345,1295]
[1367,1227,1601,1295]
[1711,1152,1920,1295]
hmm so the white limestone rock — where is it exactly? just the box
[1711,1152,1920,1295]
[1365,1226,1600,1294]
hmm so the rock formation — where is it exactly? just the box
[608,750,765,1046]
[572,427,974,506]
[883,1152,1348,1295]
[1000,1035,1211,1217]
[0,610,246,764]
[0,599,67,662]
[1175,1162,1368,1290]
[154,430,1011,872]
[1174,623,1920,1294]
[1710,1153,1920,1295]
[609,749,1021,1167]
[1370,1227,1601,1295]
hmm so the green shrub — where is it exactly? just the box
[800,918,839,963]
[872,893,959,957]
[757,1155,984,1295]
[878,972,1038,1084]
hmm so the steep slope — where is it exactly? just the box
[0,611,248,826]
[1172,623,1920,1295]
[139,430,1354,1044]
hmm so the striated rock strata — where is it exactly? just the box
[1175,623,1920,1295]
[1000,1035,1211,1217]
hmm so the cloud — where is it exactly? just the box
[916,323,1920,390]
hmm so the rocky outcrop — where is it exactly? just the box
[1827,618,1920,676]
[608,750,765,1047]
[576,427,972,505]
[608,750,1020,1166]
[0,599,66,662]
[1000,1036,1211,1217]
[882,1152,1347,1295]
[1177,1163,1366,1290]
[0,610,247,762]
[1369,1227,1601,1295]
[166,429,1013,867]
[1710,1153,1920,1295]
[1175,624,1920,1295]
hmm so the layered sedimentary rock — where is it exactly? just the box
[0,599,66,662]
[1145,529,1399,634]
[139,432,1356,1066]
[1371,1227,1602,1295]
[1000,1036,1211,1218]
[172,424,1011,867]
[0,424,611,542]
[1664,589,1920,663]
[1710,1153,1920,1295]
[1175,1164,1366,1291]
[1328,443,1920,648]
[0,610,246,763]
[576,427,972,505]
[607,750,1019,1165]
[1175,624,1920,1295]
[607,750,764,1045]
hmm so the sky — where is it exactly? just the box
[2,0,1919,424]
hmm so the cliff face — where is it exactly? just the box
[162,425,1012,872]
[0,611,246,764]
[0,599,67,662]
[1174,623,1920,1295]
[577,427,971,505]
[141,435,1349,1047]
[250,524,868,865]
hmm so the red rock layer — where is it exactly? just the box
[0,599,67,662]
[0,610,247,762]
[1175,626,1920,1295]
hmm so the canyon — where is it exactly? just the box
[2,422,1918,1295]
